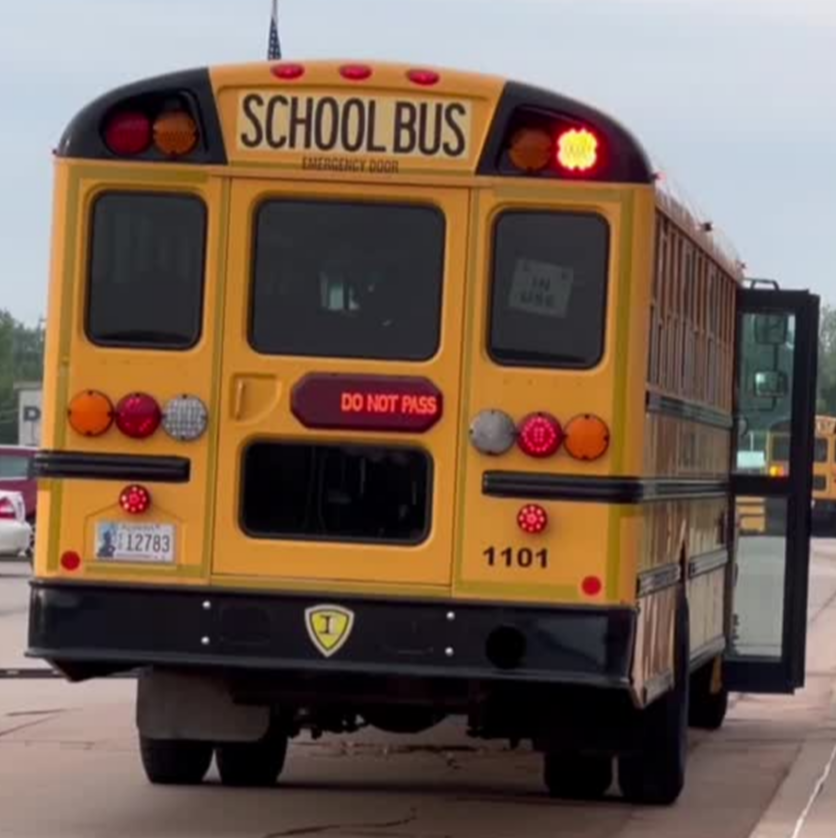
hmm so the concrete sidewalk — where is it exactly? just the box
[798,765,835,838]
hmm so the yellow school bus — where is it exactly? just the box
[29,61,820,804]
[767,417,835,533]
[812,417,836,530]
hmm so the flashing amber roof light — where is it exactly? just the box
[153,111,199,157]
[509,128,553,173]
[556,128,599,172]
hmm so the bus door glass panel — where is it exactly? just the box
[728,292,819,693]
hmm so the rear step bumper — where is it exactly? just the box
[28,581,635,689]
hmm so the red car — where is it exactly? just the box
[0,446,37,531]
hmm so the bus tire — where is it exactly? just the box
[544,752,613,801]
[216,728,289,788]
[689,659,729,731]
[139,736,213,786]
[619,593,690,806]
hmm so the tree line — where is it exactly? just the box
[0,305,834,445]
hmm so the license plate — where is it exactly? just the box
[95,523,175,564]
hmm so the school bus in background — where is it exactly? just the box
[29,61,820,805]
[766,416,836,533]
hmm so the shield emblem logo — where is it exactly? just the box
[305,605,355,658]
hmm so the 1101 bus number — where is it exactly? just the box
[484,547,549,570]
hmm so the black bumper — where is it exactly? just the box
[28,582,635,690]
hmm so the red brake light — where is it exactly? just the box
[115,393,162,439]
[518,504,549,535]
[556,128,599,173]
[407,69,440,87]
[0,498,16,520]
[517,413,564,458]
[104,111,152,156]
[120,485,152,515]
[340,64,373,81]
[271,63,306,80]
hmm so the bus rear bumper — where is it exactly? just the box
[28,581,635,692]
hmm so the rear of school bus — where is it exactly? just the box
[29,61,662,794]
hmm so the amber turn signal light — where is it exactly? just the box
[68,390,114,437]
[153,111,199,157]
[509,128,553,172]
[564,414,611,461]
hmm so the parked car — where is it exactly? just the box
[0,490,32,557]
[0,446,37,553]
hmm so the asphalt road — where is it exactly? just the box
[0,542,833,838]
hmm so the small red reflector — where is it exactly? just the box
[407,69,440,87]
[104,112,152,156]
[115,393,162,440]
[340,64,373,81]
[61,551,82,572]
[292,374,443,433]
[517,504,549,535]
[517,413,564,458]
[271,63,306,80]
[556,128,599,173]
[582,576,603,597]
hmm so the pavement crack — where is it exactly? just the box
[264,810,418,837]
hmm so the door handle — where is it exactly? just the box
[232,379,247,421]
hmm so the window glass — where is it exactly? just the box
[814,438,829,463]
[0,455,30,479]
[251,202,445,361]
[489,212,610,368]
[87,193,207,349]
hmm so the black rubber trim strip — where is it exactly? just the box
[32,451,191,484]
[483,473,730,504]
[688,548,731,580]
[646,392,735,431]
[637,564,682,598]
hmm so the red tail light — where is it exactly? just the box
[104,111,152,156]
[518,504,549,535]
[0,498,16,520]
[115,393,162,439]
[517,413,564,458]
[120,485,152,515]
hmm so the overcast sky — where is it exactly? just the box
[1,0,834,324]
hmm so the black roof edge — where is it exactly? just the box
[57,67,227,165]
[478,80,655,185]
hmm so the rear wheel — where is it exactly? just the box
[689,658,729,731]
[140,736,213,786]
[216,726,289,788]
[544,752,613,801]
[619,593,690,806]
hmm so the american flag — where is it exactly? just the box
[267,0,282,61]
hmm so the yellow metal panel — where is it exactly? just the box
[210,178,470,588]
[37,163,225,586]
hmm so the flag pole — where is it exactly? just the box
[267,0,283,61]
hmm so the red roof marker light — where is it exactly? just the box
[407,69,441,87]
[271,63,306,80]
[340,64,373,81]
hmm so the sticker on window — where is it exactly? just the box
[507,260,574,318]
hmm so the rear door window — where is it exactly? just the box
[489,212,610,369]
[87,193,207,349]
[250,201,445,361]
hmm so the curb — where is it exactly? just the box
[749,738,835,838]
